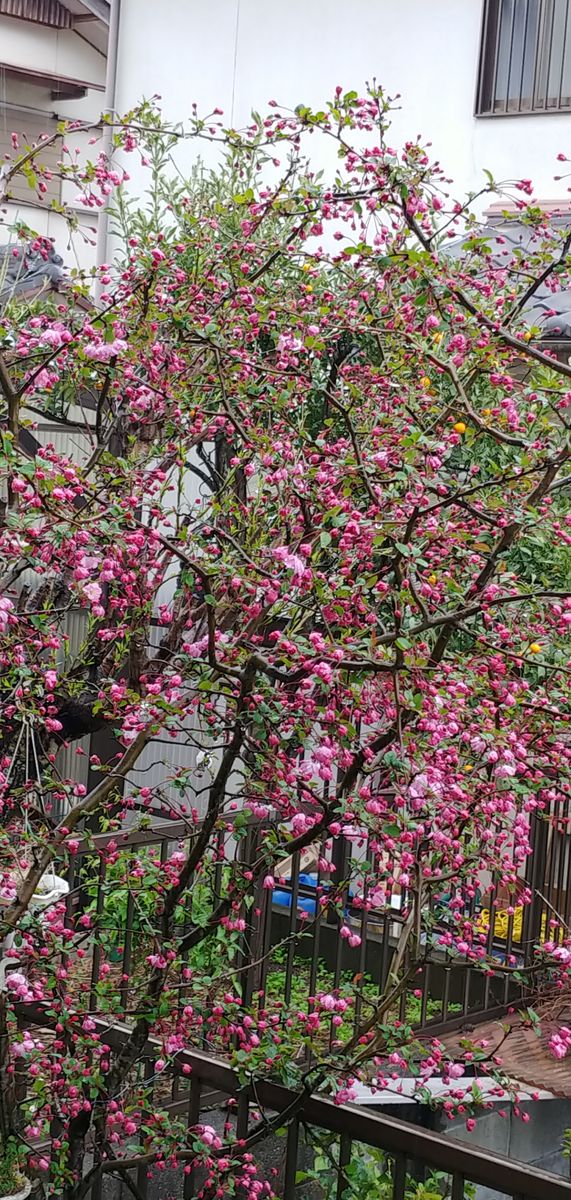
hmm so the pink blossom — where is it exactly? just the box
[274,547,305,579]
[84,338,127,362]
[82,581,102,604]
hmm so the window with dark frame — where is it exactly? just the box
[476,0,571,115]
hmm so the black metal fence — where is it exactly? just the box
[15,1003,571,1200]
[55,785,571,1041]
[10,793,571,1199]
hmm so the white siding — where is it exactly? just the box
[22,408,95,465]
[0,16,106,90]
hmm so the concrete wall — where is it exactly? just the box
[114,0,571,208]
[445,1099,571,1199]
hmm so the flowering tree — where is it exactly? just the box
[0,87,570,1198]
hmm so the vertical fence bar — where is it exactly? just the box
[461,964,471,1017]
[399,965,408,1023]
[332,835,351,994]
[90,1034,111,1200]
[119,884,135,1012]
[562,823,571,930]
[62,851,78,976]
[555,787,571,930]
[503,910,515,1006]
[555,825,568,938]
[89,854,106,1010]
[392,1153,407,1200]
[419,964,429,1027]
[308,836,326,1002]
[284,849,301,1007]
[236,1086,250,1141]
[451,1171,465,1200]
[482,869,502,1006]
[545,816,558,925]
[237,824,258,1011]
[336,1133,352,1200]
[183,1077,202,1200]
[353,887,369,1030]
[523,813,548,958]
[178,833,196,1016]
[282,1117,300,1200]
[380,911,392,993]
[257,883,273,1005]
[136,1057,155,1200]
[442,966,451,1023]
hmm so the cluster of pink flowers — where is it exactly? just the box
[549,1027,571,1060]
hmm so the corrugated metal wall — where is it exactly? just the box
[0,0,71,28]
[29,417,94,465]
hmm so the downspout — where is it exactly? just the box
[94,0,121,302]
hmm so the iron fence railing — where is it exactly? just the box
[52,786,571,1040]
[9,793,571,1199]
[15,1002,571,1200]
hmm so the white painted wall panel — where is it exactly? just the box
[115,0,571,212]
[0,16,106,88]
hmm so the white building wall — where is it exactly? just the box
[0,17,105,88]
[4,2,571,278]
[114,0,571,210]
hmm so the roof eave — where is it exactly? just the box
[59,0,109,25]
